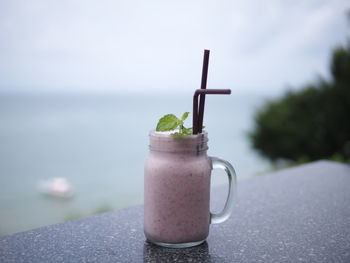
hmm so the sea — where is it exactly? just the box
[0,92,272,236]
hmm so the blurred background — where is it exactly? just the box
[0,0,349,236]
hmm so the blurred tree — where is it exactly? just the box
[249,40,350,163]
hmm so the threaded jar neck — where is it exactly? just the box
[149,131,208,153]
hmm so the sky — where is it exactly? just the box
[0,0,349,95]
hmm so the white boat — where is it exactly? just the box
[37,177,74,198]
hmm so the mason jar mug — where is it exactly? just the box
[144,131,236,248]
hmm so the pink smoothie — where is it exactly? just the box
[144,131,212,245]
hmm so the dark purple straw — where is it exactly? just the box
[198,50,210,133]
[193,89,231,134]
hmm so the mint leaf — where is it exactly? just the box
[172,127,192,137]
[181,112,190,121]
[156,112,192,135]
[182,127,192,135]
[156,114,180,131]
[172,132,184,137]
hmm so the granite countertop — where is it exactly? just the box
[1,160,350,262]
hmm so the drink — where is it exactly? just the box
[144,131,236,248]
[144,50,235,248]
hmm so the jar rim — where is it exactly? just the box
[149,130,208,138]
[149,130,208,153]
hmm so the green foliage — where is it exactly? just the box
[181,112,190,121]
[156,114,180,131]
[91,204,112,215]
[64,212,85,221]
[249,41,350,163]
[64,204,112,221]
[156,112,192,136]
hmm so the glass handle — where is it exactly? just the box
[209,156,237,224]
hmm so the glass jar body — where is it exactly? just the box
[144,132,211,247]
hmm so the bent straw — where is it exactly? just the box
[192,89,231,134]
[198,50,210,134]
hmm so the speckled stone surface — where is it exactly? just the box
[1,160,350,262]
